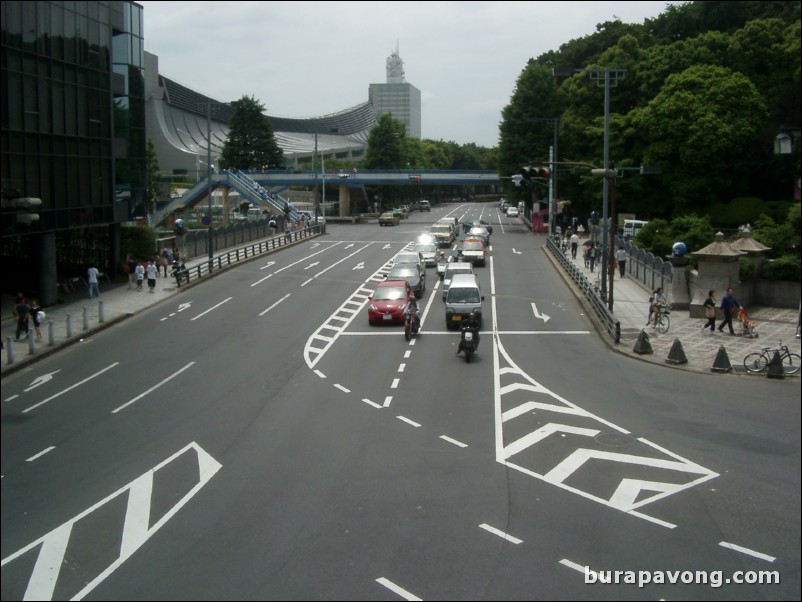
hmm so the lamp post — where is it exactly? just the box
[526,117,559,233]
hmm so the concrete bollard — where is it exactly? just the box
[99,300,104,323]
[666,339,688,365]
[633,329,653,355]
[48,321,55,346]
[711,345,733,373]
[66,312,73,338]
[28,331,35,355]
[6,336,15,364]
[82,306,88,331]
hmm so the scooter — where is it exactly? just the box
[171,259,188,285]
[404,308,420,341]
[460,326,477,362]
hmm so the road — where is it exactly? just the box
[2,205,799,601]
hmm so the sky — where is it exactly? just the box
[138,1,683,148]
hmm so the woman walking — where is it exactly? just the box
[702,290,716,334]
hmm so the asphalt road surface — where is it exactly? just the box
[2,205,799,601]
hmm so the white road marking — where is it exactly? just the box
[719,542,776,562]
[259,293,291,316]
[397,364,406,372]
[478,523,522,544]
[530,301,551,323]
[362,398,382,409]
[314,370,326,379]
[26,446,56,462]
[383,396,393,407]
[334,384,351,393]
[440,435,468,448]
[391,378,400,388]
[190,297,232,321]
[375,577,421,601]
[559,558,587,574]
[112,362,196,413]
[397,416,421,427]
[24,363,119,413]
[24,371,61,392]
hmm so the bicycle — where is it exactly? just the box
[651,306,670,334]
[743,341,801,374]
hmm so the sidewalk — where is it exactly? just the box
[0,244,237,377]
[546,243,801,375]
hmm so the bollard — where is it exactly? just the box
[66,313,73,338]
[99,300,104,323]
[6,336,15,365]
[711,345,733,373]
[767,350,785,379]
[47,320,55,346]
[82,306,89,331]
[633,329,653,355]
[28,331,35,355]
[665,339,688,365]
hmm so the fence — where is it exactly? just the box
[617,237,673,293]
[546,237,620,343]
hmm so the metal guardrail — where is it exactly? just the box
[546,237,621,343]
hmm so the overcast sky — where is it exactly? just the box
[138,1,682,148]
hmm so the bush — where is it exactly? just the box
[738,257,755,282]
[121,225,156,263]
[761,255,801,282]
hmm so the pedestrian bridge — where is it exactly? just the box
[154,169,502,226]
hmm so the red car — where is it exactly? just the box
[368,280,412,325]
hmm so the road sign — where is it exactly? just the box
[201,215,211,226]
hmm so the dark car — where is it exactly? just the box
[367,280,412,324]
[470,219,493,235]
[467,226,491,247]
[386,265,425,299]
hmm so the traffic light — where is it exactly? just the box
[4,197,42,227]
[511,174,524,187]
[519,165,550,185]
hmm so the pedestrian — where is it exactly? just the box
[29,298,44,341]
[616,246,627,278]
[570,232,579,259]
[717,287,740,335]
[582,242,591,268]
[588,243,599,272]
[268,216,277,236]
[160,248,169,277]
[702,289,717,334]
[87,264,100,298]
[146,259,158,293]
[125,255,136,289]
[135,261,145,291]
[13,293,30,341]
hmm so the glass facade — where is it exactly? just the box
[1,0,145,238]
[369,83,422,140]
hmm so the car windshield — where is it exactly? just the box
[374,286,406,301]
[431,225,450,233]
[415,243,436,254]
[463,242,484,251]
[445,269,471,280]
[469,228,487,236]
[447,288,481,303]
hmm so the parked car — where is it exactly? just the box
[419,200,431,211]
[368,280,412,325]
[385,264,425,299]
[506,206,520,218]
[379,212,400,226]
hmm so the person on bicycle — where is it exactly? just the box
[648,287,669,327]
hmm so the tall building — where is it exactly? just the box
[1,1,146,304]
[369,47,421,139]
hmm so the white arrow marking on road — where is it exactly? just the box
[531,302,551,323]
[311,243,320,248]
[177,302,192,312]
[512,248,522,255]
[345,243,355,249]
[304,262,320,270]
[353,262,365,270]
[383,244,392,249]
[260,261,276,270]
[25,370,62,392]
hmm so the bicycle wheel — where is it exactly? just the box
[784,353,801,375]
[743,352,768,373]
[656,314,670,334]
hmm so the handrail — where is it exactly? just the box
[546,237,620,343]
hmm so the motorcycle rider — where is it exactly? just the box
[456,312,480,355]
[406,296,421,330]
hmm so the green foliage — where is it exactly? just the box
[751,204,801,258]
[364,114,406,169]
[761,255,801,281]
[635,214,716,256]
[739,257,755,282]
[633,219,673,257]
[220,96,284,170]
[121,225,156,262]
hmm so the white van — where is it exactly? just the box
[444,273,483,329]
[442,261,474,300]
[623,219,648,240]
[247,208,267,221]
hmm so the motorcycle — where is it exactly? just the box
[436,258,448,280]
[171,259,188,285]
[460,325,478,362]
[404,308,420,341]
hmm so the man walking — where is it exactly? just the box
[717,287,741,335]
[616,247,627,278]
[87,264,100,298]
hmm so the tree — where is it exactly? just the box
[364,113,406,169]
[145,139,161,214]
[219,96,284,170]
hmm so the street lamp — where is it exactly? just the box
[554,66,626,303]
[526,117,559,233]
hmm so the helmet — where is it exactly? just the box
[469,312,476,318]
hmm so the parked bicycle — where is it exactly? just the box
[743,341,801,374]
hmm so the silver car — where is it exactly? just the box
[414,241,437,267]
